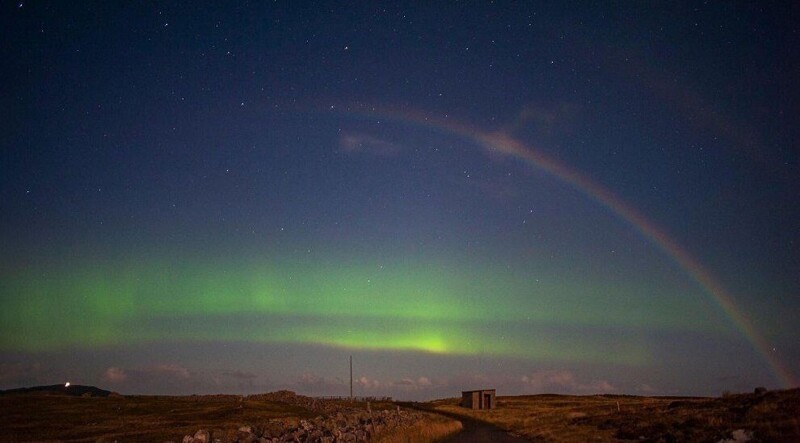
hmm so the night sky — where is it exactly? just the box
[1,2,798,400]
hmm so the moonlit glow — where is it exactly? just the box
[1,2,796,397]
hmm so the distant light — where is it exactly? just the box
[65,382,70,388]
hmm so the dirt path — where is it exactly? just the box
[442,421,528,442]
[399,403,529,443]
[436,411,529,443]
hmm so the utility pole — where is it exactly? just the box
[349,355,353,401]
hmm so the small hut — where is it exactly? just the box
[461,389,496,409]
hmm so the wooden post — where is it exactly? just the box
[349,355,353,401]
[368,401,374,437]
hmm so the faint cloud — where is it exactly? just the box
[99,364,189,385]
[0,362,45,385]
[340,133,404,156]
[637,383,657,394]
[141,363,191,379]
[299,373,443,395]
[617,54,794,181]
[102,367,128,383]
[591,380,616,392]
[514,102,579,135]
[521,370,615,394]
[294,372,345,395]
[95,363,204,394]
[356,376,381,389]
[221,370,258,380]
[387,376,441,391]
[521,370,575,389]
[282,370,454,400]
[298,372,336,387]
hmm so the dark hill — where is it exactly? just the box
[0,384,114,397]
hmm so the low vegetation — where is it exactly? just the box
[0,389,456,442]
[0,393,312,441]
[4,387,798,441]
[373,411,462,443]
[432,388,800,442]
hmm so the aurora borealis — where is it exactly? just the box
[3,255,710,363]
[1,2,798,399]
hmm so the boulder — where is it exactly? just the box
[192,429,210,443]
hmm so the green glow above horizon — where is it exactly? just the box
[0,256,722,365]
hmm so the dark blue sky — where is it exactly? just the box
[1,1,798,398]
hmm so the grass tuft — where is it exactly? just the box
[374,411,462,443]
[432,389,800,442]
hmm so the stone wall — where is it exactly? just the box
[181,391,424,443]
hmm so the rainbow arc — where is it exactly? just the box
[332,105,796,388]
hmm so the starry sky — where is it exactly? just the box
[1,2,798,400]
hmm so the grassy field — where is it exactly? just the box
[432,388,800,442]
[0,393,313,442]
[4,389,798,442]
[0,392,456,442]
[373,411,462,443]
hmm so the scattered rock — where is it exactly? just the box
[181,391,424,442]
[719,429,753,443]
[182,429,210,443]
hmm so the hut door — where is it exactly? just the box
[483,393,492,409]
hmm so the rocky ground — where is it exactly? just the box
[433,388,800,442]
[182,391,426,443]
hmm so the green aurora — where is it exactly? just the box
[0,255,724,366]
